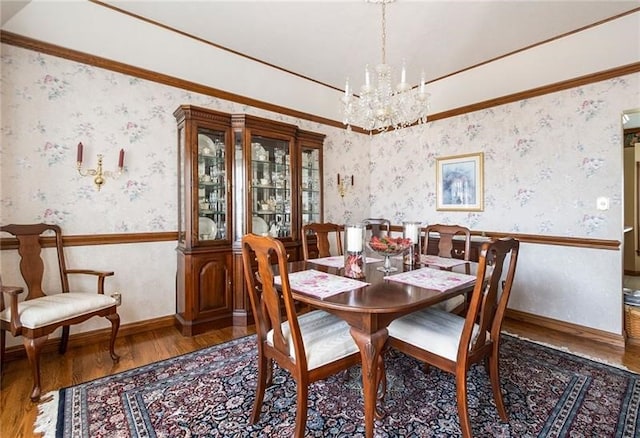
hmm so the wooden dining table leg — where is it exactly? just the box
[349,326,388,438]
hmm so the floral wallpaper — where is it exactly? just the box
[1,42,639,336]
[0,44,368,233]
[367,76,639,240]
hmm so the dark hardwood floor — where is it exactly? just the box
[1,320,639,438]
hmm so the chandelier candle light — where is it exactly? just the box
[342,0,429,132]
[402,221,422,266]
[344,223,366,279]
[76,142,125,191]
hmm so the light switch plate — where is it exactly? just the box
[596,196,609,210]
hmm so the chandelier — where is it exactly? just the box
[341,0,429,133]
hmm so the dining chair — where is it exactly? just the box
[241,233,360,437]
[362,218,391,240]
[0,223,120,401]
[387,237,519,438]
[423,223,472,313]
[301,222,343,260]
[423,223,471,261]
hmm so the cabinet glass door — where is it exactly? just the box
[301,148,321,225]
[250,135,292,238]
[198,128,227,241]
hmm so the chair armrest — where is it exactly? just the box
[65,269,114,277]
[1,285,24,334]
[65,269,115,294]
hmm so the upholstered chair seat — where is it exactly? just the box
[0,293,117,329]
[267,310,359,370]
[388,308,483,362]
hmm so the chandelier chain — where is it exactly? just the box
[341,0,430,132]
[381,2,386,65]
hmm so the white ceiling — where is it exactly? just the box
[3,0,637,92]
[0,1,638,122]
[93,0,638,92]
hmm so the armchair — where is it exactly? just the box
[0,223,120,401]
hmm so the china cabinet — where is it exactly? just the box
[232,115,298,241]
[298,130,324,226]
[230,115,325,326]
[173,105,234,335]
[174,107,325,331]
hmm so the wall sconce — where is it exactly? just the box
[337,173,354,198]
[76,142,125,191]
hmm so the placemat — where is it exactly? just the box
[384,267,476,292]
[309,256,383,268]
[420,255,468,269]
[274,269,369,299]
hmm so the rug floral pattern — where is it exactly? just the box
[47,335,639,437]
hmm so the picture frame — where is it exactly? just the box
[624,127,640,148]
[436,152,484,211]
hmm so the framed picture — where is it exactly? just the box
[624,128,640,148]
[436,152,484,211]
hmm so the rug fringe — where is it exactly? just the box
[33,390,59,438]
[503,330,635,372]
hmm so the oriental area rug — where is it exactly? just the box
[35,334,639,437]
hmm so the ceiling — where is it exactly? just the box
[0,1,638,122]
[93,0,638,93]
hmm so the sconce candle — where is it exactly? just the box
[337,173,354,198]
[76,143,125,191]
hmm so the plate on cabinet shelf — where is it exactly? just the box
[252,216,269,236]
[199,217,217,239]
[198,134,214,153]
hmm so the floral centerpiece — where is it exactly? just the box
[368,236,413,272]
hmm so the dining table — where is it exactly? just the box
[282,254,479,438]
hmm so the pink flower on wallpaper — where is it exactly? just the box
[514,138,534,156]
[465,124,482,140]
[123,180,148,201]
[581,157,604,177]
[577,99,604,121]
[39,141,67,165]
[40,208,68,224]
[37,74,69,99]
[581,214,604,235]
[123,121,147,143]
[515,188,534,206]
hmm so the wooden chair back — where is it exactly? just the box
[241,233,307,370]
[1,223,71,301]
[362,218,391,239]
[301,222,343,260]
[241,233,360,436]
[464,237,519,360]
[424,223,471,261]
